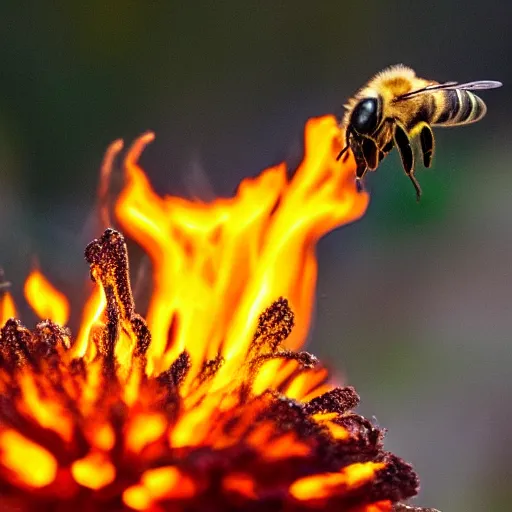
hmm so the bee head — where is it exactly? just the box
[350,97,381,135]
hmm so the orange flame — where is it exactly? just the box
[0,291,16,325]
[289,462,387,500]
[108,116,367,386]
[0,430,58,488]
[23,269,70,325]
[0,115,432,511]
[123,466,196,509]
[71,452,116,490]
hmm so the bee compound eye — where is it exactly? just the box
[351,98,380,134]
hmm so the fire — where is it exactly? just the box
[0,116,438,512]
[0,291,16,325]
[0,430,57,488]
[113,117,367,382]
[289,462,387,500]
[24,269,70,326]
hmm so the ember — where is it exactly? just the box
[0,116,438,511]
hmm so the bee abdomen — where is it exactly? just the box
[433,90,487,126]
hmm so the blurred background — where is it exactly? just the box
[0,2,510,510]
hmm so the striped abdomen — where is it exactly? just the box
[431,89,487,126]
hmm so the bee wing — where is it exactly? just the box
[395,80,502,101]
[453,80,503,90]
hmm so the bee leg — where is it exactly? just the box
[408,171,422,202]
[377,140,394,164]
[393,122,422,201]
[361,137,379,170]
[355,162,368,193]
[418,123,435,168]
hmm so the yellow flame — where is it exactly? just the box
[141,466,195,499]
[71,286,106,359]
[18,372,73,443]
[0,429,57,488]
[289,461,386,500]
[125,413,167,453]
[0,291,16,324]
[122,466,196,509]
[107,116,366,392]
[71,452,116,490]
[24,269,70,325]
[89,422,116,451]
[122,486,152,511]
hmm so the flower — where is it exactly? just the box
[0,116,439,511]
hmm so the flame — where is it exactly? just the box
[72,285,106,359]
[0,291,16,324]
[0,115,435,511]
[0,430,58,488]
[112,116,367,384]
[289,462,387,500]
[24,269,70,325]
[123,467,196,510]
[71,452,116,490]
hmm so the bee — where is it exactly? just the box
[337,65,502,200]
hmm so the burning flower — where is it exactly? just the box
[0,116,438,511]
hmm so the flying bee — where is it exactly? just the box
[337,65,502,200]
